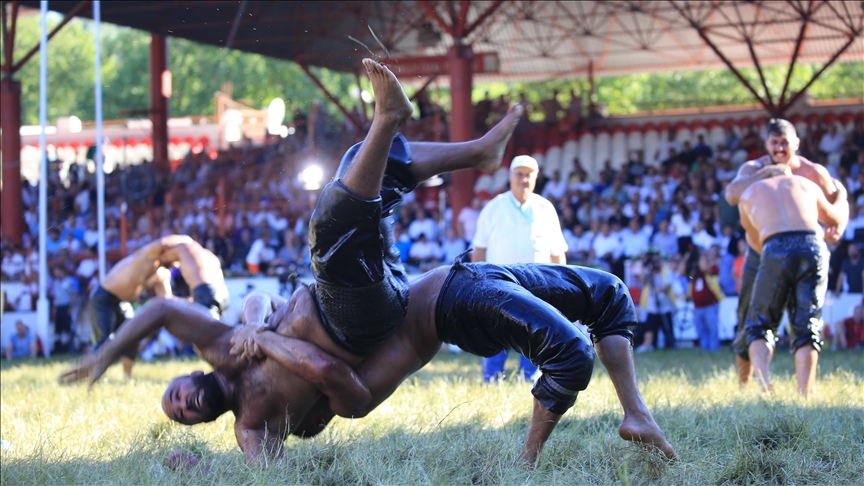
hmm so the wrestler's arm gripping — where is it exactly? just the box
[233,330,372,408]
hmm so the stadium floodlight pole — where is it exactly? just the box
[94,0,106,280]
[36,0,50,356]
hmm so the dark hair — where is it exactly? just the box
[193,372,231,423]
[766,118,797,138]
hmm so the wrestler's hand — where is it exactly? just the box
[824,226,842,244]
[58,352,110,390]
[763,164,790,178]
[167,450,202,474]
[229,325,267,361]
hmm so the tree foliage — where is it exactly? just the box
[2,15,861,126]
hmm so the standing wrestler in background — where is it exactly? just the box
[738,170,847,395]
[89,235,190,377]
[724,119,848,387]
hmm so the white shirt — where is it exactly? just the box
[670,213,694,237]
[621,229,650,258]
[409,240,442,261]
[592,232,622,259]
[408,218,438,242]
[651,231,679,258]
[818,131,845,155]
[473,191,567,264]
[268,214,289,233]
[77,258,98,279]
[83,229,100,249]
[692,229,716,250]
[622,201,650,219]
[441,238,467,264]
[245,239,267,265]
[541,178,568,202]
[457,207,480,242]
[74,190,90,214]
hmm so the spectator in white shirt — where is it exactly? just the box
[76,250,98,281]
[457,198,482,244]
[691,221,716,251]
[440,227,467,264]
[591,220,624,278]
[267,206,290,233]
[408,233,442,271]
[540,170,568,203]
[1,249,26,280]
[622,192,649,220]
[621,217,650,260]
[80,220,97,252]
[670,201,697,254]
[408,208,439,242]
[818,125,845,155]
[472,155,567,382]
[74,181,91,215]
[651,219,679,258]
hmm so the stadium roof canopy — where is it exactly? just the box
[13,0,864,113]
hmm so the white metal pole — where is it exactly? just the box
[36,0,50,357]
[94,0,106,280]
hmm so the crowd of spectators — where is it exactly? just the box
[2,92,863,358]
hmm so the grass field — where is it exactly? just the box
[1,348,862,485]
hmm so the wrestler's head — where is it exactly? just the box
[765,118,799,165]
[162,371,230,425]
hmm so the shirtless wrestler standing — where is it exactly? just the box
[724,119,848,388]
[737,170,847,395]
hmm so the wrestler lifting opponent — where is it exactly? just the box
[737,169,846,395]
[63,59,675,467]
[724,119,848,387]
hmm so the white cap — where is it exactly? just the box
[510,155,539,173]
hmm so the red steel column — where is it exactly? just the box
[447,43,474,227]
[1,79,24,245]
[150,34,169,170]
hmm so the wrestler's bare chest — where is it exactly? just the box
[235,360,322,435]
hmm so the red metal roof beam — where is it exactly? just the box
[409,76,438,102]
[780,32,860,114]
[2,0,20,76]
[417,1,457,38]
[462,0,506,38]
[298,62,364,132]
[778,1,817,110]
[455,0,470,37]
[10,0,92,75]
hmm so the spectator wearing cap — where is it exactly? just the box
[472,155,568,382]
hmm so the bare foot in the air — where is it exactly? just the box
[619,412,678,461]
[475,104,524,173]
[362,58,413,126]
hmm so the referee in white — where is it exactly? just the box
[472,155,568,381]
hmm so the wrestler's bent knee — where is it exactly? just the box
[588,272,637,344]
